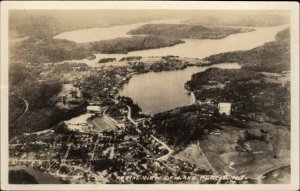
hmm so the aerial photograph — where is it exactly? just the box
[7,8,292,185]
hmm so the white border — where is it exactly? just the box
[1,1,299,191]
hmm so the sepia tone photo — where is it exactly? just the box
[1,1,299,191]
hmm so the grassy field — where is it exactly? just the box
[174,143,211,171]
[197,122,290,178]
[262,166,290,184]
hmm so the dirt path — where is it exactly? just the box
[255,164,290,184]
[197,140,219,175]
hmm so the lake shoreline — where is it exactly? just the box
[119,62,241,115]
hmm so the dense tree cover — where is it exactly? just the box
[152,105,214,148]
[128,24,253,39]
[10,63,62,109]
[186,67,290,125]
[119,56,142,61]
[90,36,184,54]
[275,28,290,42]
[9,170,38,184]
[198,81,289,125]
[204,28,290,73]
[11,38,92,63]
[21,82,62,109]
[9,63,28,86]
[118,96,142,118]
[98,58,116,63]
[186,68,263,90]
[9,96,26,123]
[10,36,183,63]
[10,104,86,137]
[9,63,87,137]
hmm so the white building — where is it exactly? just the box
[87,106,101,113]
[218,102,232,115]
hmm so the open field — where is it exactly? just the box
[174,143,211,171]
[262,165,290,184]
[92,116,116,132]
[198,122,290,178]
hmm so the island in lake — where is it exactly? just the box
[8,9,291,185]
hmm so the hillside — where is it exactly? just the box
[184,13,289,27]
[9,63,87,137]
[186,68,263,90]
[10,36,183,63]
[204,28,290,73]
[89,35,184,54]
[128,24,253,39]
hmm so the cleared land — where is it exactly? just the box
[92,116,116,132]
[174,143,211,171]
[198,122,290,178]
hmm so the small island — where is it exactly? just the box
[128,24,254,39]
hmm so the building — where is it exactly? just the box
[87,106,101,113]
[218,102,232,115]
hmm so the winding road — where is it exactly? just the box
[126,105,174,161]
[9,96,28,124]
[255,164,290,184]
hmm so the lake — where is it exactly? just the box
[119,63,241,114]
[10,165,62,184]
[54,19,186,43]
[54,19,288,64]
[54,19,288,114]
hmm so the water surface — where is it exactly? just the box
[10,165,62,184]
[119,63,241,114]
[54,19,288,113]
[56,23,288,66]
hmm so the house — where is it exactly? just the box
[218,102,232,115]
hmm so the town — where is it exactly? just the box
[9,55,259,184]
[8,10,291,185]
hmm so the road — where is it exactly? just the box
[109,145,115,159]
[255,164,290,184]
[88,137,99,171]
[126,105,174,161]
[9,96,28,124]
[197,140,219,175]
[127,105,138,126]
[23,127,54,136]
[151,135,174,161]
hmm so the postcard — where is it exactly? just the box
[1,1,299,191]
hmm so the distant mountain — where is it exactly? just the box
[184,13,289,27]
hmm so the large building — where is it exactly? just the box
[218,102,232,115]
[87,106,101,113]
